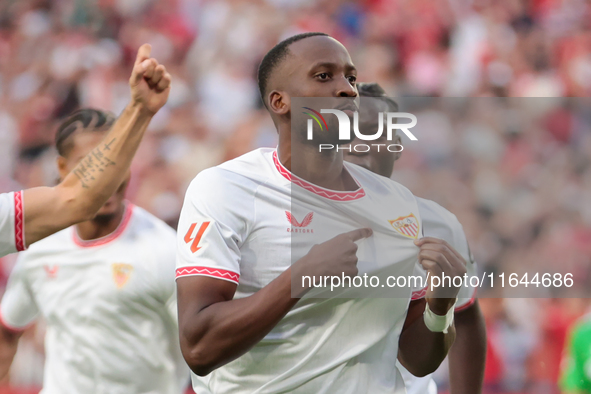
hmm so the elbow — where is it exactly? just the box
[183,344,219,377]
[407,364,438,378]
[54,187,98,224]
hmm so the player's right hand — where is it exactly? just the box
[298,228,373,280]
[129,44,172,115]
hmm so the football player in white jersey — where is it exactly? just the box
[344,82,486,394]
[0,108,189,393]
[177,32,468,394]
[0,44,171,258]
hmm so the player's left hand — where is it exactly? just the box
[129,44,172,115]
[414,237,467,315]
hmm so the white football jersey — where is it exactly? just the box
[398,197,478,394]
[177,148,429,394]
[0,204,189,394]
[0,191,25,257]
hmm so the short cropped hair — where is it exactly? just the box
[55,109,116,157]
[257,32,329,105]
[357,82,399,112]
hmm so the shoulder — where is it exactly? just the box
[183,148,277,217]
[217,147,276,176]
[572,313,591,340]
[128,205,176,241]
[416,198,461,229]
[122,207,178,274]
[187,149,274,199]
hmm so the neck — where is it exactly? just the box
[75,203,126,241]
[278,127,358,192]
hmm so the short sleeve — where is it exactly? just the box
[176,169,251,285]
[0,253,39,331]
[0,191,25,258]
[453,228,477,311]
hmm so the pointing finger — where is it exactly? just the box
[130,45,153,86]
[345,228,373,242]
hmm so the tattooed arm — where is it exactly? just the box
[21,44,172,247]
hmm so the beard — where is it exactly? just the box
[91,206,123,225]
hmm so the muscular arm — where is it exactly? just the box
[0,325,22,381]
[22,44,172,247]
[398,298,456,377]
[398,237,469,376]
[448,300,486,394]
[177,268,299,376]
[177,228,369,376]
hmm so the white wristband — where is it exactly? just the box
[423,299,457,334]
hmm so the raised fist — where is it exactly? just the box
[129,44,172,115]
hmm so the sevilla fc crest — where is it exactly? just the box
[112,263,133,289]
[389,213,420,239]
[285,211,313,227]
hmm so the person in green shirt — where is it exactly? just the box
[561,314,591,393]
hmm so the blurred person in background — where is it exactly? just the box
[0,107,189,394]
[344,82,486,394]
[560,309,591,394]
[0,44,170,259]
[0,53,190,393]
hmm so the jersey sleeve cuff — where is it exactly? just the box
[411,286,427,300]
[14,191,25,252]
[454,287,477,312]
[175,266,240,285]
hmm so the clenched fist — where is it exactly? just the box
[415,237,467,315]
[129,44,172,115]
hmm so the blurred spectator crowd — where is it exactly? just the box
[0,0,590,393]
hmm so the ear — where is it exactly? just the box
[57,156,69,181]
[268,90,290,116]
[394,134,403,161]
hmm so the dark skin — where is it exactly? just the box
[344,97,486,393]
[177,35,465,378]
[0,130,130,380]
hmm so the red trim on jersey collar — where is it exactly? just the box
[72,203,133,248]
[176,266,240,285]
[14,191,25,251]
[272,151,366,201]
